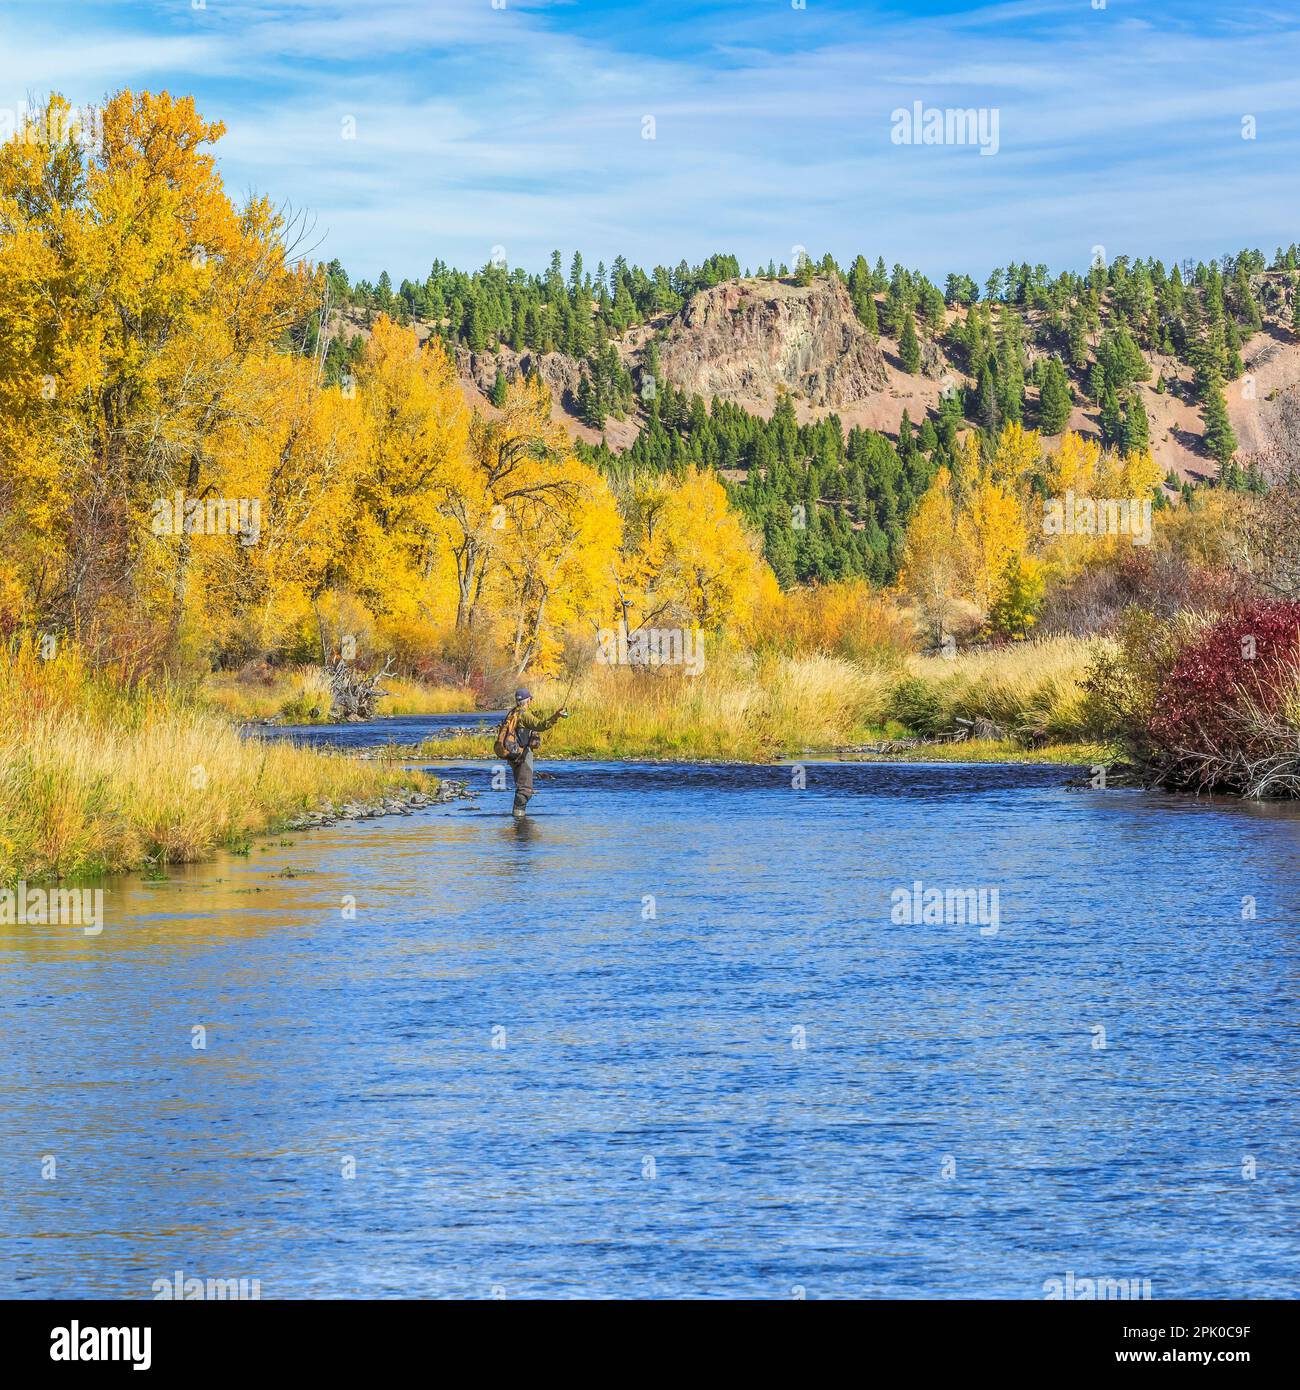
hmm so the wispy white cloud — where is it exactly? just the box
[3,1,1299,281]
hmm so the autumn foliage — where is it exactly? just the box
[1145,601,1300,791]
[0,91,776,688]
[900,421,1163,644]
[1082,596,1300,795]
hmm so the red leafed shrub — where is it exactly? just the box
[1147,599,1300,790]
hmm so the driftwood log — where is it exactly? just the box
[838,728,971,755]
[955,716,1008,741]
[324,656,393,721]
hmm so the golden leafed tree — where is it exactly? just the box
[446,372,583,631]
[957,467,1029,614]
[493,456,621,676]
[613,466,777,640]
[0,90,312,663]
[349,316,470,633]
[900,465,963,642]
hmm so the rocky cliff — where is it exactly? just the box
[454,343,584,410]
[652,276,889,409]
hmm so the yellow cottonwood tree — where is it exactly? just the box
[958,468,1029,613]
[614,467,777,641]
[1116,447,1163,501]
[204,356,365,657]
[0,89,310,662]
[1037,432,1164,574]
[350,316,470,635]
[989,421,1043,489]
[445,372,583,631]
[493,457,621,675]
[1045,431,1102,497]
[900,466,963,641]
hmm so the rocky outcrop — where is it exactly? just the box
[454,344,585,411]
[652,276,888,408]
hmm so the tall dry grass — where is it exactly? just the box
[0,641,430,883]
[896,637,1094,742]
[435,650,893,760]
[750,587,1092,744]
[202,666,473,722]
[381,675,475,716]
[430,636,1096,761]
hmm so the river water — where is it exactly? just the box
[3,717,1298,1298]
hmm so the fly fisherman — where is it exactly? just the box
[495,687,569,818]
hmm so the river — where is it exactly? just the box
[3,716,1298,1298]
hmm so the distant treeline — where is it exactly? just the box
[321,241,1300,381]
[317,242,1300,458]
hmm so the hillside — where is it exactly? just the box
[324,256,1300,487]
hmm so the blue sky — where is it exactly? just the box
[3,0,1299,284]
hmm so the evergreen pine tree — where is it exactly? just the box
[858,289,879,338]
[1122,391,1150,453]
[899,310,921,374]
[577,373,604,430]
[1202,383,1238,467]
[464,297,487,351]
[987,555,1044,640]
[1038,357,1072,433]
[975,360,1000,433]
[1099,387,1124,448]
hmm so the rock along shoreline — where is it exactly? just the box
[281,778,474,832]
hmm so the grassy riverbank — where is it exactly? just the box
[2,635,1105,885]
[0,644,436,884]
[857,738,1111,766]
[203,666,473,723]
[426,639,1103,763]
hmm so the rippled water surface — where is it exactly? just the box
[3,730,1298,1298]
[242,711,501,749]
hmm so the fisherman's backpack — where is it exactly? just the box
[493,708,521,759]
